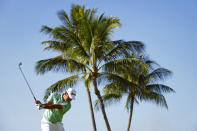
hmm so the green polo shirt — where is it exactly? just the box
[43,92,71,123]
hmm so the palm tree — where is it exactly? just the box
[36,5,97,131]
[95,54,175,131]
[35,5,144,131]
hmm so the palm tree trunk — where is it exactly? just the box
[86,86,97,131]
[92,75,111,131]
[127,95,135,131]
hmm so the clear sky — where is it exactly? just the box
[0,0,197,131]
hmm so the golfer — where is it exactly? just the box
[35,88,76,131]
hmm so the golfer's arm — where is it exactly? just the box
[43,102,63,110]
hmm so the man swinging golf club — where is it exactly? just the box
[35,88,76,131]
[18,62,76,131]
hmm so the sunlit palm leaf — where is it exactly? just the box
[99,17,120,41]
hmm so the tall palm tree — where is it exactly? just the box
[35,5,144,131]
[36,5,98,131]
[95,54,175,131]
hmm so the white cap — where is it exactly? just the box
[66,88,76,100]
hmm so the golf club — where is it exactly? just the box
[18,62,46,110]
[18,62,37,101]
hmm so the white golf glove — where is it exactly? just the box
[35,104,45,110]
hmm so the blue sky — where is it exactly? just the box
[0,0,197,131]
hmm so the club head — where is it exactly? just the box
[18,62,22,67]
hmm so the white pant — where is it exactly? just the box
[41,118,65,131]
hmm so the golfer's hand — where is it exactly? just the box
[35,100,41,104]
[35,101,44,110]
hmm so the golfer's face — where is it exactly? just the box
[63,92,72,101]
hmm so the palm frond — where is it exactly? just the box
[94,93,122,111]
[35,55,85,74]
[136,90,168,109]
[142,59,159,71]
[146,84,175,94]
[134,98,139,105]
[149,68,172,82]
[99,16,120,41]
[57,10,73,30]
[70,5,85,28]
[53,26,90,60]
[44,75,79,101]
[103,40,144,62]
[98,13,104,24]
[41,40,71,52]
[40,25,53,35]
[97,72,138,91]
[103,82,128,94]
[100,57,147,75]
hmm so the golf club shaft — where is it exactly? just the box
[19,66,37,101]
